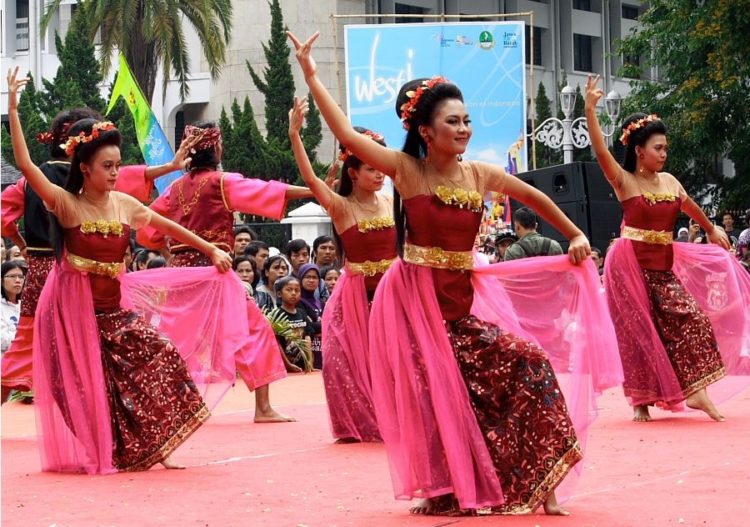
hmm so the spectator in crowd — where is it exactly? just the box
[146,256,167,269]
[285,239,310,277]
[313,235,338,267]
[245,241,271,279]
[675,227,689,243]
[590,247,604,276]
[133,249,158,271]
[298,263,323,369]
[0,239,6,262]
[5,243,24,262]
[503,207,563,261]
[736,208,750,259]
[1,261,26,353]
[494,230,519,261]
[319,265,340,302]
[256,255,290,307]
[274,276,313,373]
[722,212,739,243]
[233,255,274,311]
[233,226,256,256]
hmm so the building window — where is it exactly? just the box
[622,4,639,20]
[573,0,592,11]
[395,3,425,24]
[525,27,543,66]
[16,0,30,52]
[573,34,593,72]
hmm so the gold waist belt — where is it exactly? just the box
[67,252,125,278]
[621,226,673,245]
[346,258,395,277]
[403,243,473,271]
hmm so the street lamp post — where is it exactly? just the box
[529,84,622,167]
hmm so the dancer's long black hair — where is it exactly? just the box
[334,127,387,262]
[46,107,103,159]
[50,119,122,261]
[392,79,464,256]
[620,113,668,173]
[186,120,221,171]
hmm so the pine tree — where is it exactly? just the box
[301,93,323,164]
[532,82,562,168]
[246,0,295,149]
[40,3,104,116]
[1,74,49,166]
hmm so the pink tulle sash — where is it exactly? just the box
[472,255,623,501]
[369,259,505,509]
[33,260,115,474]
[120,267,250,409]
[321,271,381,441]
[605,239,750,408]
[368,255,622,509]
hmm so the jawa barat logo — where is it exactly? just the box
[479,31,494,50]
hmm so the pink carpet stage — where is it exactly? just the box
[2,373,748,527]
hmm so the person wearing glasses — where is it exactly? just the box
[1,261,26,353]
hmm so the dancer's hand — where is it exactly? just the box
[6,67,30,110]
[287,31,320,78]
[325,160,340,190]
[172,131,205,171]
[584,74,604,111]
[288,96,308,136]
[707,226,731,250]
[210,247,232,273]
[567,233,592,265]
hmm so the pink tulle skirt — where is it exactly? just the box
[33,261,249,474]
[235,298,287,390]
[604,239,750,408]
[368,256,622,510]
[321,271,381,442]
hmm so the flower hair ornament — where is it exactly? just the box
[60,121,117,156]
[620,114,659,146]
[183,124,222,153]
[399,76,450,130]
[38,121,72,145]
[338,130,385,162]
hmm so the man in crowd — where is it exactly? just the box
[233,226,257,256]
[313,235,337,268]
[503,207,563,261]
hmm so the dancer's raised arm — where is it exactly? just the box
[288,96,336,208]
[6,67,58,207]
[287,31,398,177]
[584,75,625,191]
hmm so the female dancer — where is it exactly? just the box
[6,67,246,473]
[289,98,395,442]
[288,32,621,516]
[0,107,197,402]
[136,121,312,423]
[585,74,750,422]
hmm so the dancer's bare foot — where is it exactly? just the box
[160,456,186,470]
[633,405,652,422]
[543,492,570,516]
[686,388,725,421]
[253,409,297,423]
[409,495,464,516]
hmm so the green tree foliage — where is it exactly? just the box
[1,75,48,166]
[219,0,323,193]
[246,0,295,149]
[42,0,233,104]
[617,0,749,208]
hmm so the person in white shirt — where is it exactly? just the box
[1,261,26,353]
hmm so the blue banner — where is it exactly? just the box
[344,22,527,178]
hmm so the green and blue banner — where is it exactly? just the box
[106,54,177,193]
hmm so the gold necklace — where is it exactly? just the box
[351,193,380,213]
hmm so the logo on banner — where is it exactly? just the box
[479,31,495,50]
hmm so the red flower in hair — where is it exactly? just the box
[399,76,449,130]
[36,132,55,144]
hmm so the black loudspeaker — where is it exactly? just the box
[510,162,621,252]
